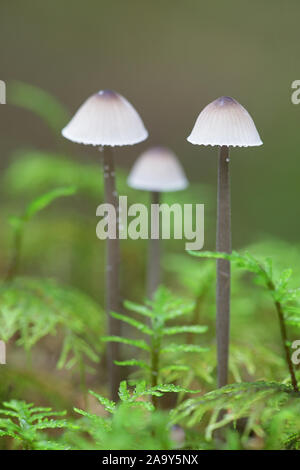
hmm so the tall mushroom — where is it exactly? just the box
[128,146,188,298]
[62,89,148,400]
[187,96,262,388]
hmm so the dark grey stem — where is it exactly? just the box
[103,146,121,401]
[147,191,161,299]
[275,299,299,392]
[150,330,160,408]
[216,145,231,388]
[6,223,23,281]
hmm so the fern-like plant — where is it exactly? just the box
[72,380,197,450]
[0,399,72,450]
[0,277,104,375]
[102,287,208,405]
[190,250,300,392]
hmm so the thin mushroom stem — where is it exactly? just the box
[147,191,161,299]
[216,145,231,388]
[102,146,121,401]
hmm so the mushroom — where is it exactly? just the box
[0,80,6,104]
[187,96,262,387]
[62,89,148,400]
[128,146,188,298]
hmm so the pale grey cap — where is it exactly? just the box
[128,147,189,192]
[187,96,263,147]
[62,90,148,146]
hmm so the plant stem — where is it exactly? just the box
[147,191,161,299]
[150,332,160,408]
[216,145,231,388]
[275,301,298,392]
[148,193,161,408]
[79,357,88,410]
[103,146,121,401]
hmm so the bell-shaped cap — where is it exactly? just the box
[128,146,188,192]
[187,96,262,147]
[62,90,148,146]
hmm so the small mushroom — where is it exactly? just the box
[62,89,148,400]
[128,146,188,298]
[187,96,262,388]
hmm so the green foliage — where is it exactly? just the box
[172,380,300,449]
[189,249,300,310]
[8,186,76,246]
[22,187,76,221]
[7,186,77,280]
[0,400,72,450]
[2,150,140,201]
[165,253,215,299]
[3,80,300,451]
[0,277,103,369]
[3,150,102,198]
[3,381,300,450]
[103,287,208,392]
[0,365,75,412]
[8,81,71,134]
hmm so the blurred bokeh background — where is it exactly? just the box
[0,0,300,423]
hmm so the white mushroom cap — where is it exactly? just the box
[187,96,262,147]
[128,147,188,192]
[62,90,148,146]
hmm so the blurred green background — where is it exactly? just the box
[1,0,299,242]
